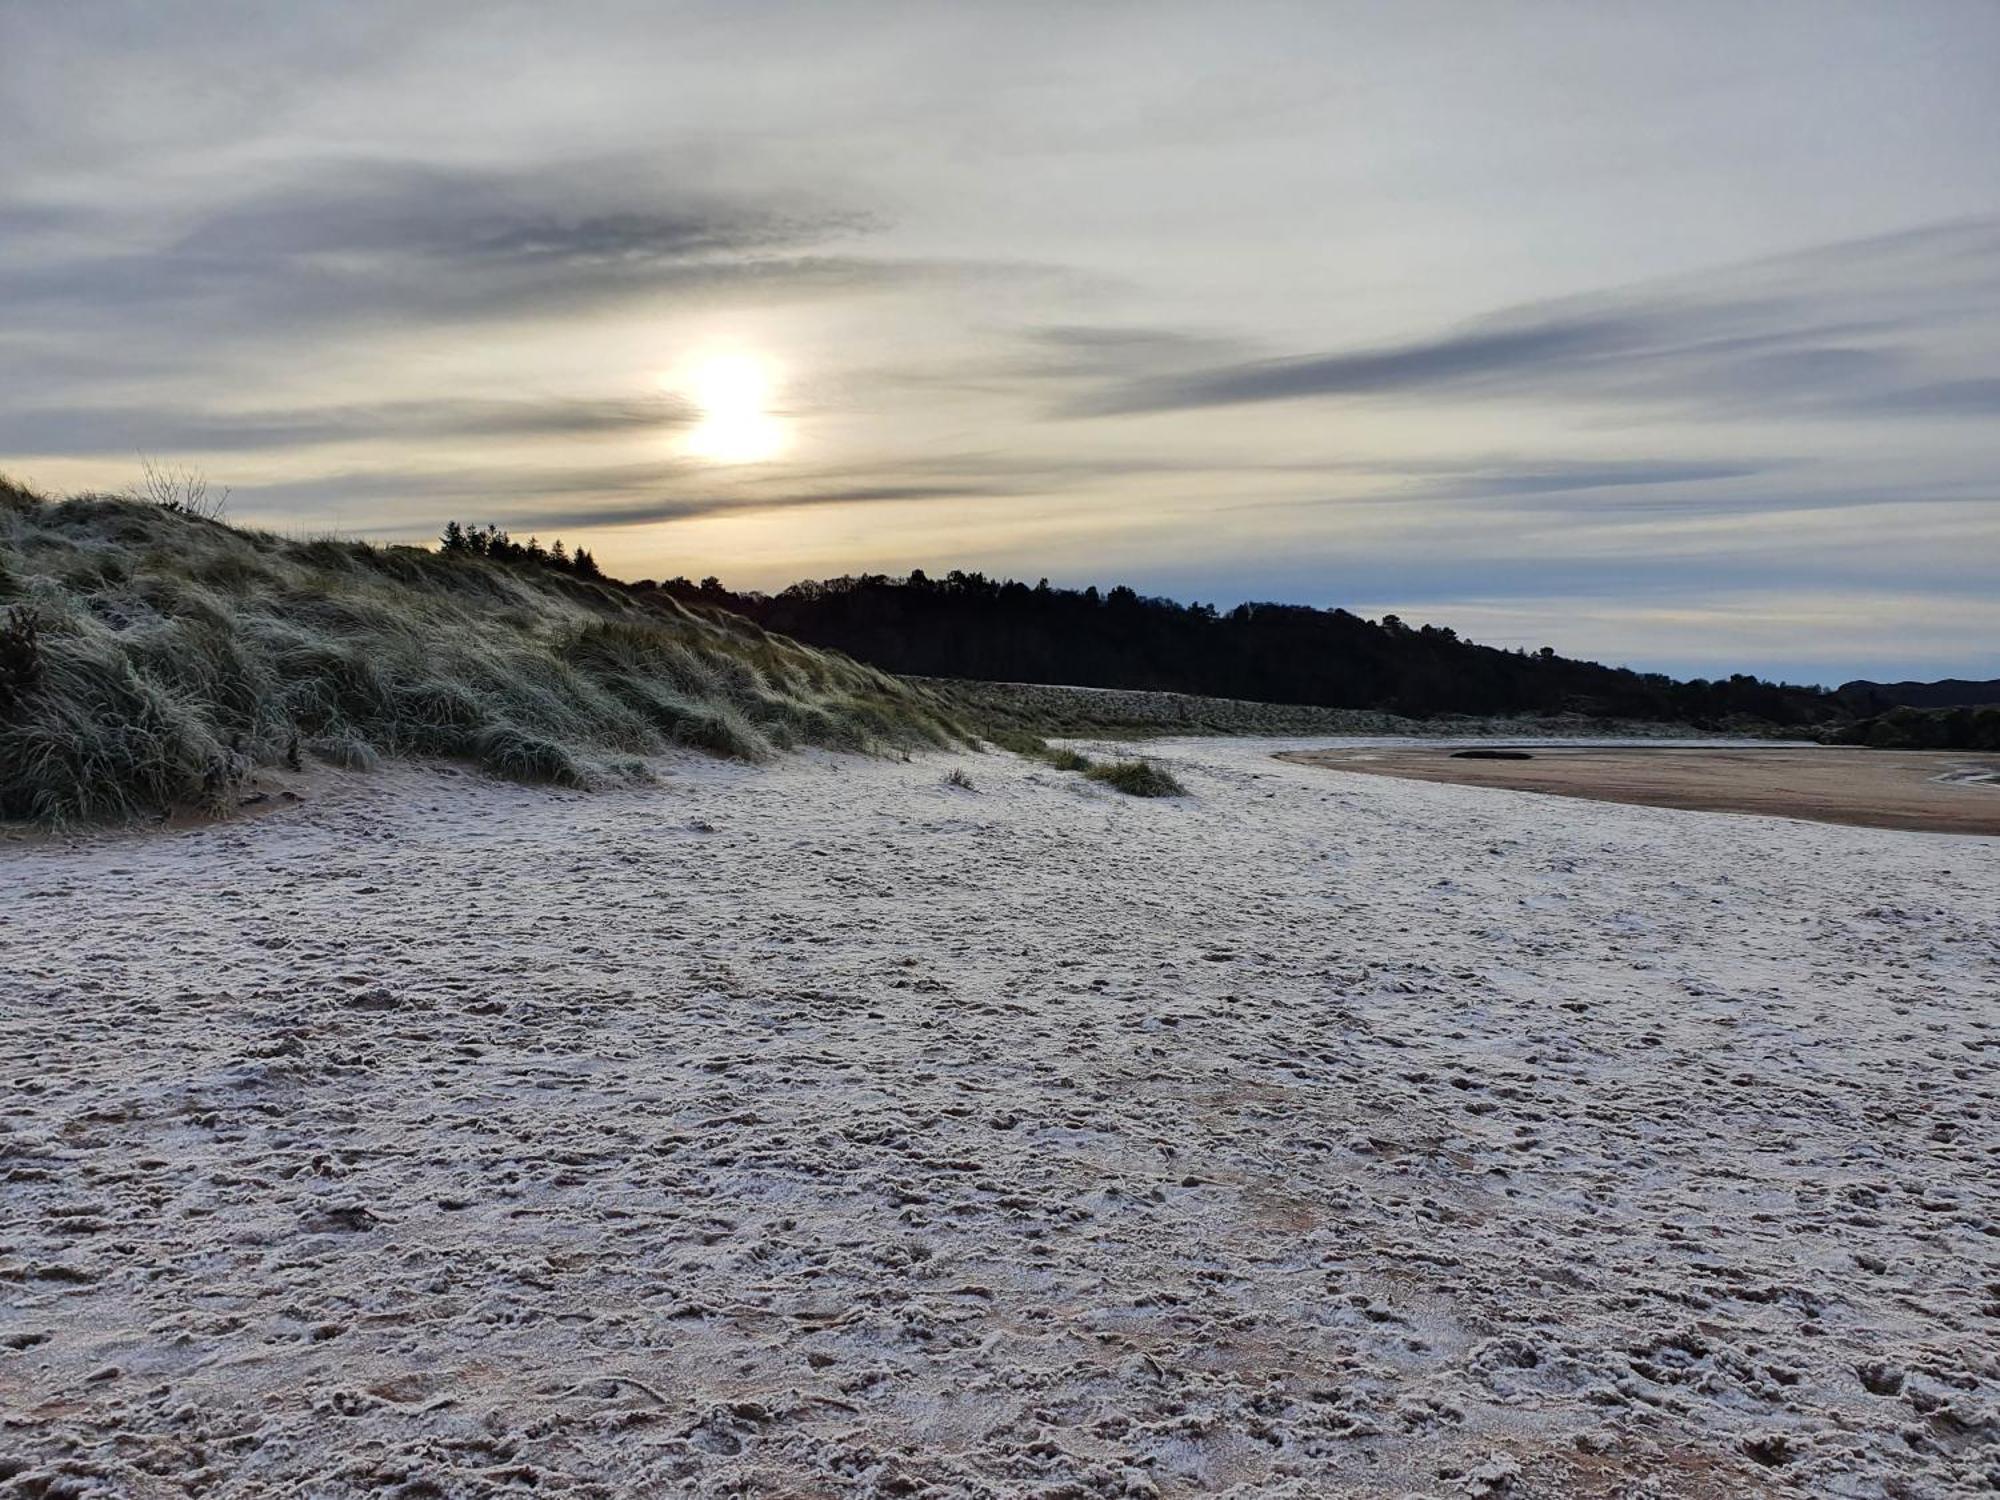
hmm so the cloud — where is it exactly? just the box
[0,395,697,457]
[0,154,967,360]
[1078,314,1650,413]
[490,485,1000,535]
[170,158,866,265]
[226,461,1016,537]
[1071,219,2000,422]
[1011,323,1257,378]
[1403,458,1773,501]
[1863,377,2000,416]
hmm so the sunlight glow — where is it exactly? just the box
[682,354,787,464]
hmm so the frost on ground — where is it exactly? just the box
[1,739,1995,1499]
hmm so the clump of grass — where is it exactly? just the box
[986,725,1183,798]
[986,728,1086,768]
[471,722,589,787]
[306,732,380,772]
[942,767,976,790]
[1084,758,1186,798]
[0,479,968,824]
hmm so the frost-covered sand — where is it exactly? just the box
[3,739,1996,1498]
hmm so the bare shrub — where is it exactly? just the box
[131,459,230,520]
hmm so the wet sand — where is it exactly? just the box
[1277,744,2000,835]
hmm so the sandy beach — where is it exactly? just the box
[1277,744,2000,836]
[2,740,1996,1497]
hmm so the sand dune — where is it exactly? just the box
[2,740,1995,1496]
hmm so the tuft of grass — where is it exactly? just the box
[986,726,1184,798]
[942,767,976,790]
[1084,758,1185,798]
[0,480,968,824]
[306,733,380,772]
[471,723,588,787]
[986,728,1079,765]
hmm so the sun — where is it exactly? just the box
[682,354,786,464]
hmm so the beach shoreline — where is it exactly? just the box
[1277,743,2000,835]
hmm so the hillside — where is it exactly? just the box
[1830,703,2000,751]
[0,482,961,823]
[655,570,1836,728]
[1836,676,2000,711]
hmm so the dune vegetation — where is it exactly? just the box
[982,726,1186,796]
[0,479,967,824]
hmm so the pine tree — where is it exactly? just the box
[440,519,467,553]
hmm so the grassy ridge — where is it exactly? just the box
[0,481,965,823]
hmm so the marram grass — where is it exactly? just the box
[0,480,966,824]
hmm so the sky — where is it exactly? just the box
[2,2,1997,686]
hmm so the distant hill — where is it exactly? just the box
[1836,677,2000,712]
[652,569,1837,729]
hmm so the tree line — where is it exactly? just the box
[654,568,1835,727]
[1832,705,2000,751]
[438,521,602,579]
[433,530,1837,726]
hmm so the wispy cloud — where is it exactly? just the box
[0,153,1015,367]
[227,461,1016,537]
[0,395,696,457]
[170,158,866,266]
[1071,220,2000,422]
